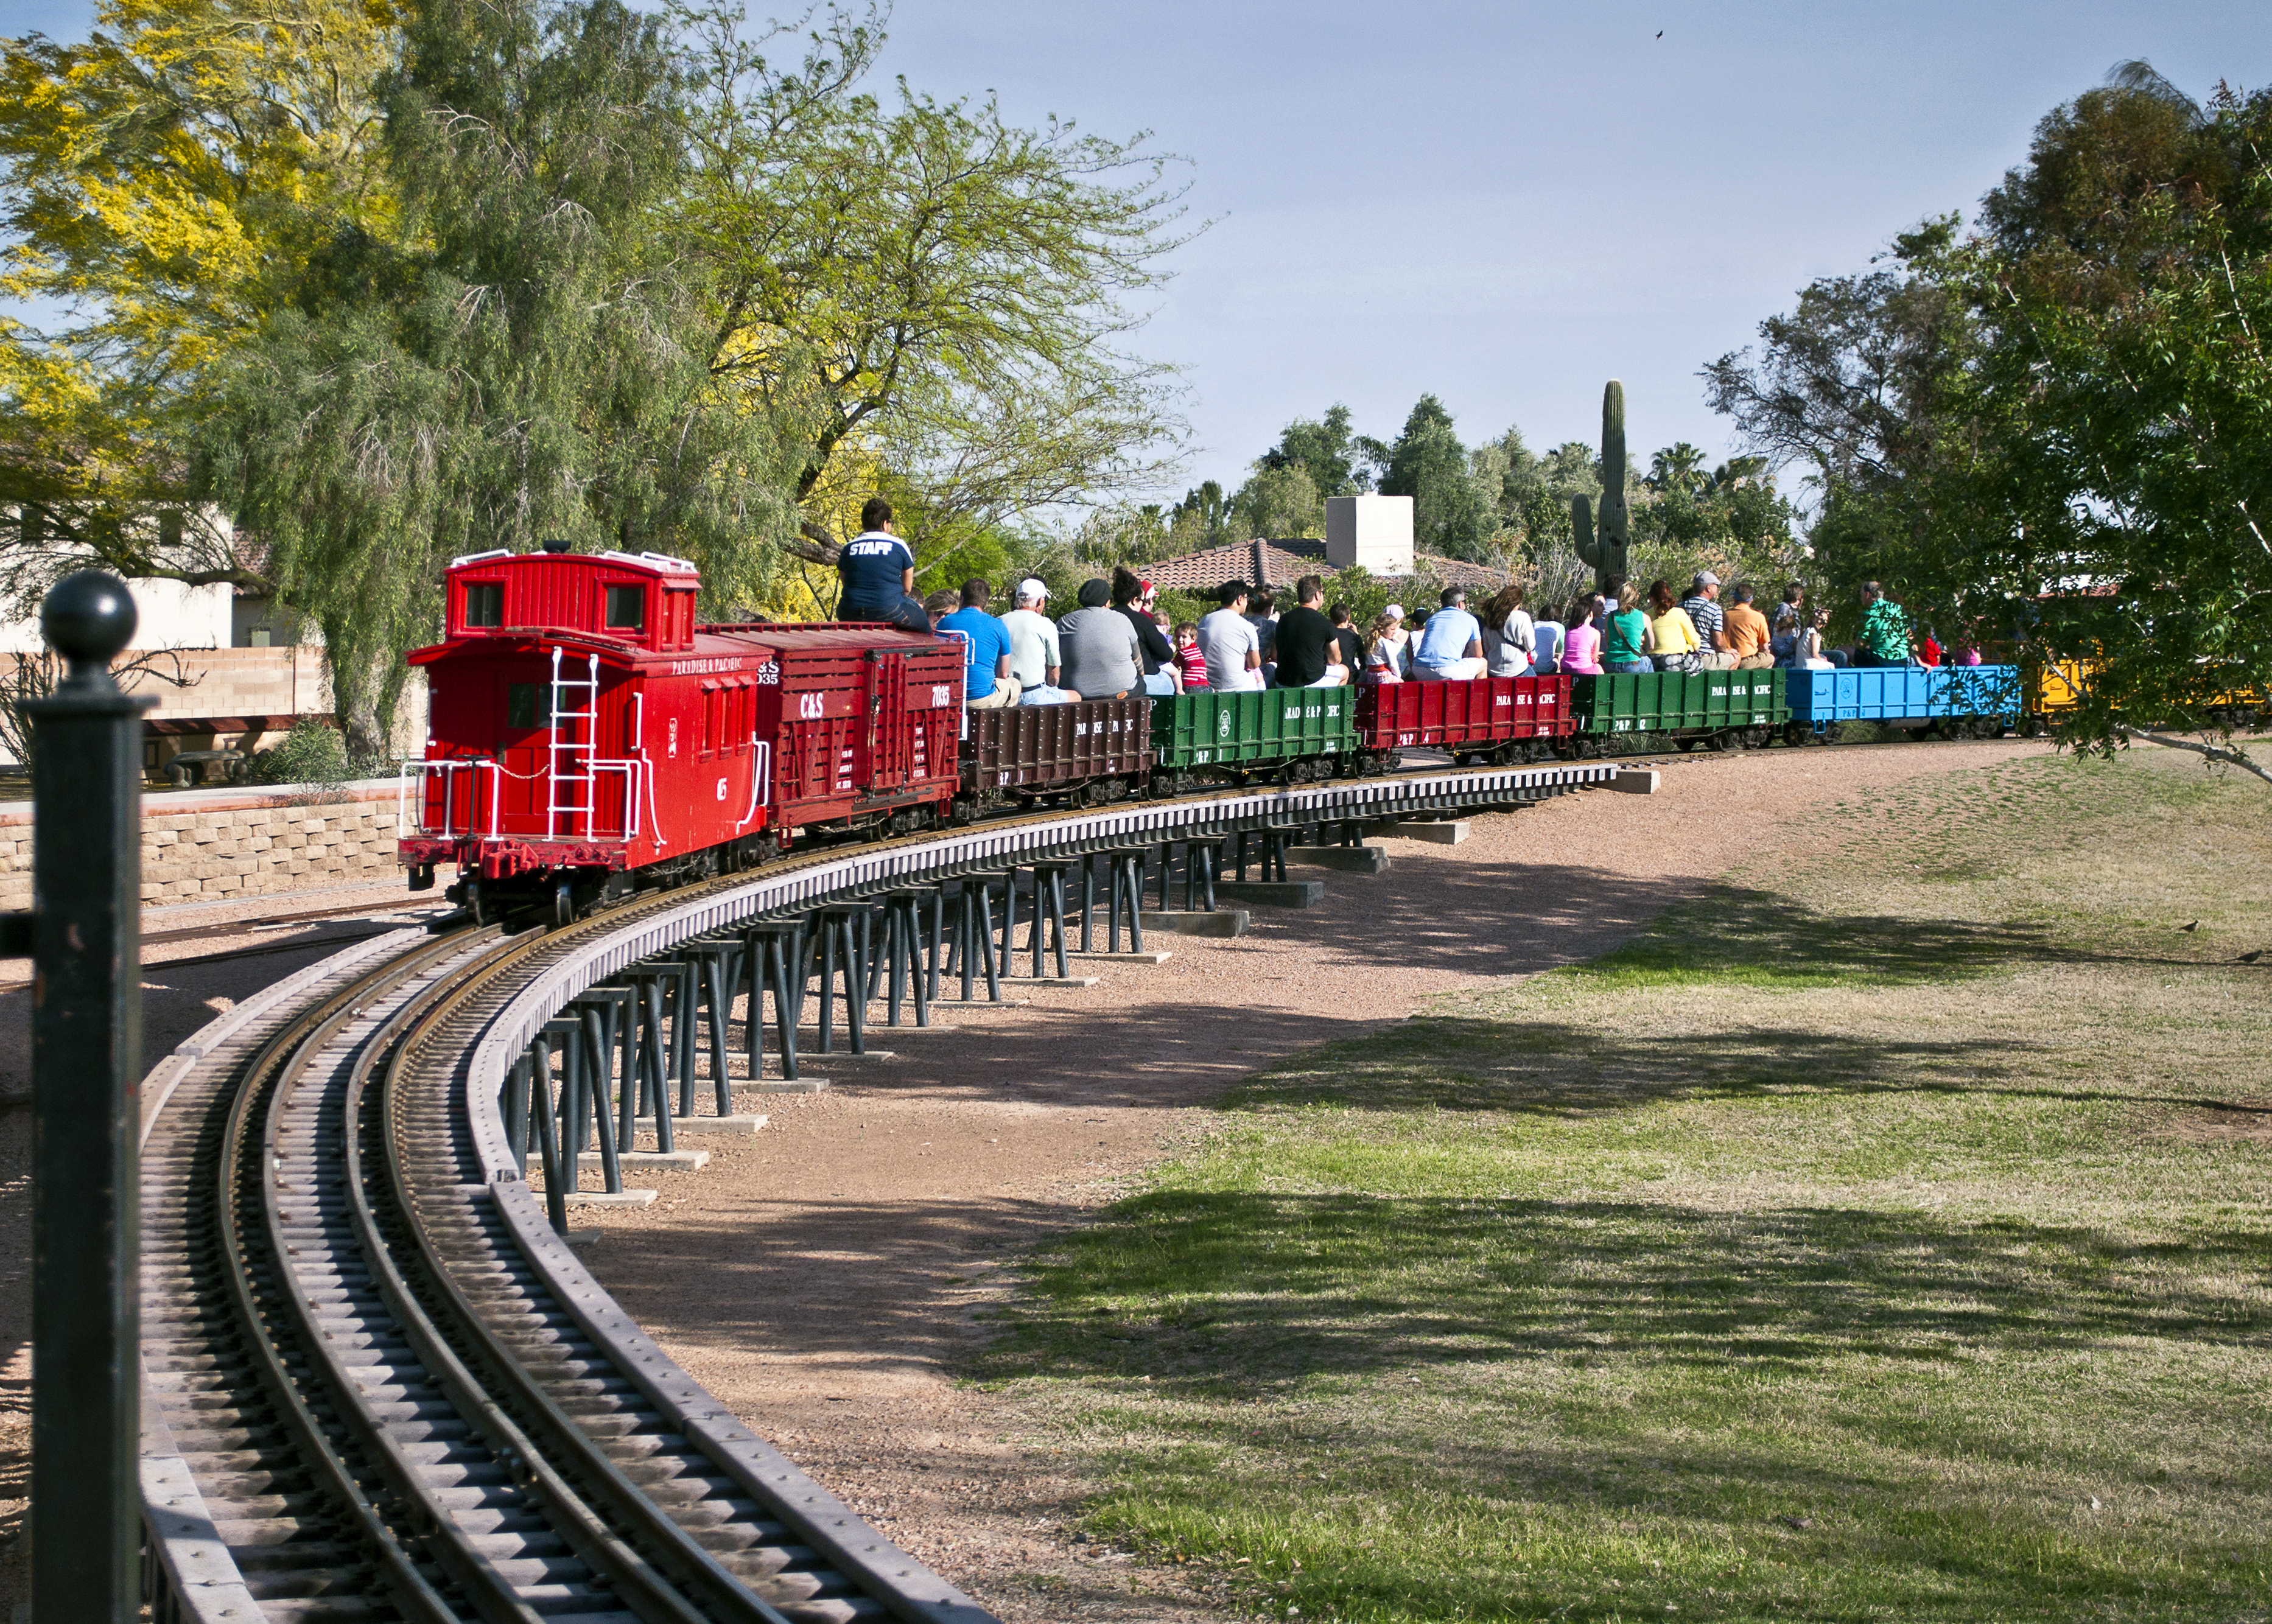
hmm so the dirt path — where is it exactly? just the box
[572,738,2056,1621]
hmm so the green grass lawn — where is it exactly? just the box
[973,751,2272,1622]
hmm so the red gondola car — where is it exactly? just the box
[398,544,961,920]
[1354,676,1575,766]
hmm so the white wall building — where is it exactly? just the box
[1325,495,1415,576]
[0,576,232,654]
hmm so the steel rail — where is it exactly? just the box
[214,928,497,1620]
[144,756,1630,1623]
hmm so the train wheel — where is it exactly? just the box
[550,878,575,929]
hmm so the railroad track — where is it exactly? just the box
[132,757,1657,1623]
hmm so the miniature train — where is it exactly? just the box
[397,547,2089,921]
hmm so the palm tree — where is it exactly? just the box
[1648,442,1709,496]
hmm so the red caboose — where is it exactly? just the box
[398,544,961,921]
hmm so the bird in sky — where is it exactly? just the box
[1656,29,1664,37]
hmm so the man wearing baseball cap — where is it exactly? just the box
[1679,571,1737,670]
[1002,578,1078,704]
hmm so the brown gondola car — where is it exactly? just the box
[955,698,1154,819]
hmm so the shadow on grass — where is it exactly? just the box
[981,1192,2272,1391]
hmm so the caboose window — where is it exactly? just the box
[464,581,503,628]
[605,585,647,631]
[505,684,541,730]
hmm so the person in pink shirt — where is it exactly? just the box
[1560,591,1606,674]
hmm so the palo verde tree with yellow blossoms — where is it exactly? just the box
[0,0,398,611]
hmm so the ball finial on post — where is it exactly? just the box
[40,570,138,690]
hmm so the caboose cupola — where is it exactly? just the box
[446,546,699,652]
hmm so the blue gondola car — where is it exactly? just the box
[1785,665,2020,741]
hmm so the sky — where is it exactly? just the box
[9,0,2268,502]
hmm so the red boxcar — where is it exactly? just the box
[1354,676,1575,766]
[398,547,961,919]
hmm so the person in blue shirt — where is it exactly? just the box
[1412,586,1486,679]
[938,580,1020,708]
[835,496,930,632]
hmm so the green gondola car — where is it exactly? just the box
[1568,670,1790,752]
[1151,687,1356,788]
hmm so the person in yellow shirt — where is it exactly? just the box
[1722,582,1774,669]
[1646,578,1702,673]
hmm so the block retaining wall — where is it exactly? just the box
[0,778,405,910]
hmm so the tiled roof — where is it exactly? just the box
[1137,538,1507,593]
[1417,553,1512,590]
[1139,539,1330,591]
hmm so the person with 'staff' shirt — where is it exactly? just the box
[835,495,929,632]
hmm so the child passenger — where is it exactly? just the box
[1172,621,1210,690]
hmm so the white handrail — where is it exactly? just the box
[735,738,770,830]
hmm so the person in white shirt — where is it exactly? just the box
[1000,578,1079,704]
[1478,583,1535,678]
[1196,579,1266,692]
[1364,605,1409,682]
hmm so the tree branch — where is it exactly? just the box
[2118,727,2272,788]
[784,518,840,567]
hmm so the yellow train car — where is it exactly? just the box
[2022,656,2265,734]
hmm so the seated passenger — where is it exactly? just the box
[1561,592,1605,675]
[1531,612,1565,677]
[1172,621,1210,690]
[1479,584,1534,678]
[1411,587,1487,681]
[1603,583,1653,674]
[1852,581,1915,668]
[1057,577,1143,701]
[1197,579,1266,691]
[1723,582,1774,668]
[1330,601,1366,686]
[1789,608,1836,670]
[1112,567,1180,695]
[1002,578,1080,704]
[939,579,1020,709]
[1364,606,1409,681]
[923,589,958,629]
[1646,579,1703,673]
[1271,575,1349,687]
[1677,572,1737,670]
[833,496,930,632]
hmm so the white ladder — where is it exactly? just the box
[545,648,601,839]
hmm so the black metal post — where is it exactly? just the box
[23,572,150,1624]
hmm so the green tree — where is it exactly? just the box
[1378,393,1493,561]
[671,1,1191,578]
[1257,404,1368,497]
[1169,479,1233,548]
[1711,65,2272,779]
[1957,72,2272,775]
[0,0,399,612]
[1230,463,1324,539]
[200,0,791,758]
[1647,442,1709,496]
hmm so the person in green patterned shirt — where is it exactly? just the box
[1854,581,1914,668]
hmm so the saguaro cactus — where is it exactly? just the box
[1573,379,1630,592]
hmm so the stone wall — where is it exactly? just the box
[0,778,407,909]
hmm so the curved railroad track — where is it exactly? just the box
[135,755,1668,1622]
